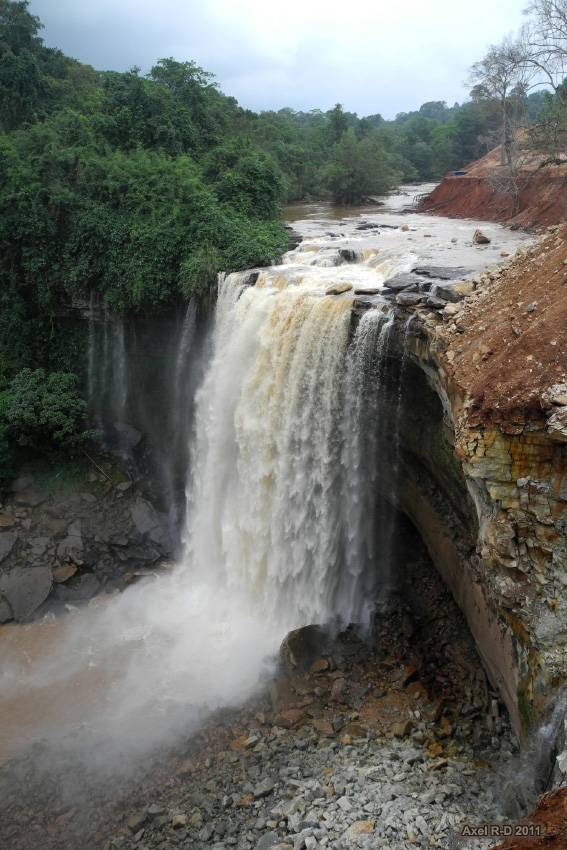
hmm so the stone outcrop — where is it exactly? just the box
[0,462,175,622]
[382,253,567,737]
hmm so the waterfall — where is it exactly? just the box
[111,320,128,424]
[187,273,401,632]
[87,314,128,425]
[172,298,197,427]
[0,193,534,768]
[341,308,397,613]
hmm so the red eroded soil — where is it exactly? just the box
[443,223,567,430]
[421,144,567,229]
[491,786,567,849]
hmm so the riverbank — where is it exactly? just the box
[419,145,567,230]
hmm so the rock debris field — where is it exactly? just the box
[0,538,525,850]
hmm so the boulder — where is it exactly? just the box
[53,564,78,583]
[130,499,160,537]
[273,708,305,728]
[325,283,353,296]
[443,303,461,319]
[253,778,275,799]
[330,677,347,700]
[425,297,447,310]
[309,658,329,675]
[0,565,52,621]
[473,229,491,244]
[339,249,357,263]
[269,678,298,713]
[280,624,325,677]
[127,810,148,833]
[345,821,376,841]
[430,283,463,303]
[51,519,68,538]
[392,719,413,738]
[256,832,279,850]
[0,531,18,563]
[68,519,82,537]
[396,292,423,307]
[54,573,100,602]
[454,280,475,295]
[383,274,418,292]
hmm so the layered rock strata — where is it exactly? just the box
[386,225,567,737]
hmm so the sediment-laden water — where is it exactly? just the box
[0,186,531,772]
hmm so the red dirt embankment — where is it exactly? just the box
[421,145,567,229]
[443,222,567,431]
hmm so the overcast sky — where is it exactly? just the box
[28,0,529,119]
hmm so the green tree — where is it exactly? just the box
[0,369,90,451]
[327,103,349,143]
[325,128,399,204]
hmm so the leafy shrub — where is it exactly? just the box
[0,368,91,452]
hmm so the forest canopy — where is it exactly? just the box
[0,0,564,480]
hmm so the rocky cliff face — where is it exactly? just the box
[385,227,567,737]
[0,459,175,624]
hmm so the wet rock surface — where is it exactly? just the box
[0,453,175,622]
[373,227,567,735]
[0,547,523,850]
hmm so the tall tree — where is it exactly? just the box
[521,0,567,100]
[468,36,533,166]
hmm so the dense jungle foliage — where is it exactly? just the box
[0,0,557,480]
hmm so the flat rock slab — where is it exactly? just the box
[383,274,419,292]
[0,565,52,621]
[325,283,353,295]
[256,832,279,850]
[412,265,467,280]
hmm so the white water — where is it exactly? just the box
[0,186,532,766]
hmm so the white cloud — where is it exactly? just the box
[29,0,529,117]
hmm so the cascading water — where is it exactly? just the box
[0,188,533,769]
[87,308,130,435]
[341,309,397,608]
[188,273,377,629]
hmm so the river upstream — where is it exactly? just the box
[0,185,537,850]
